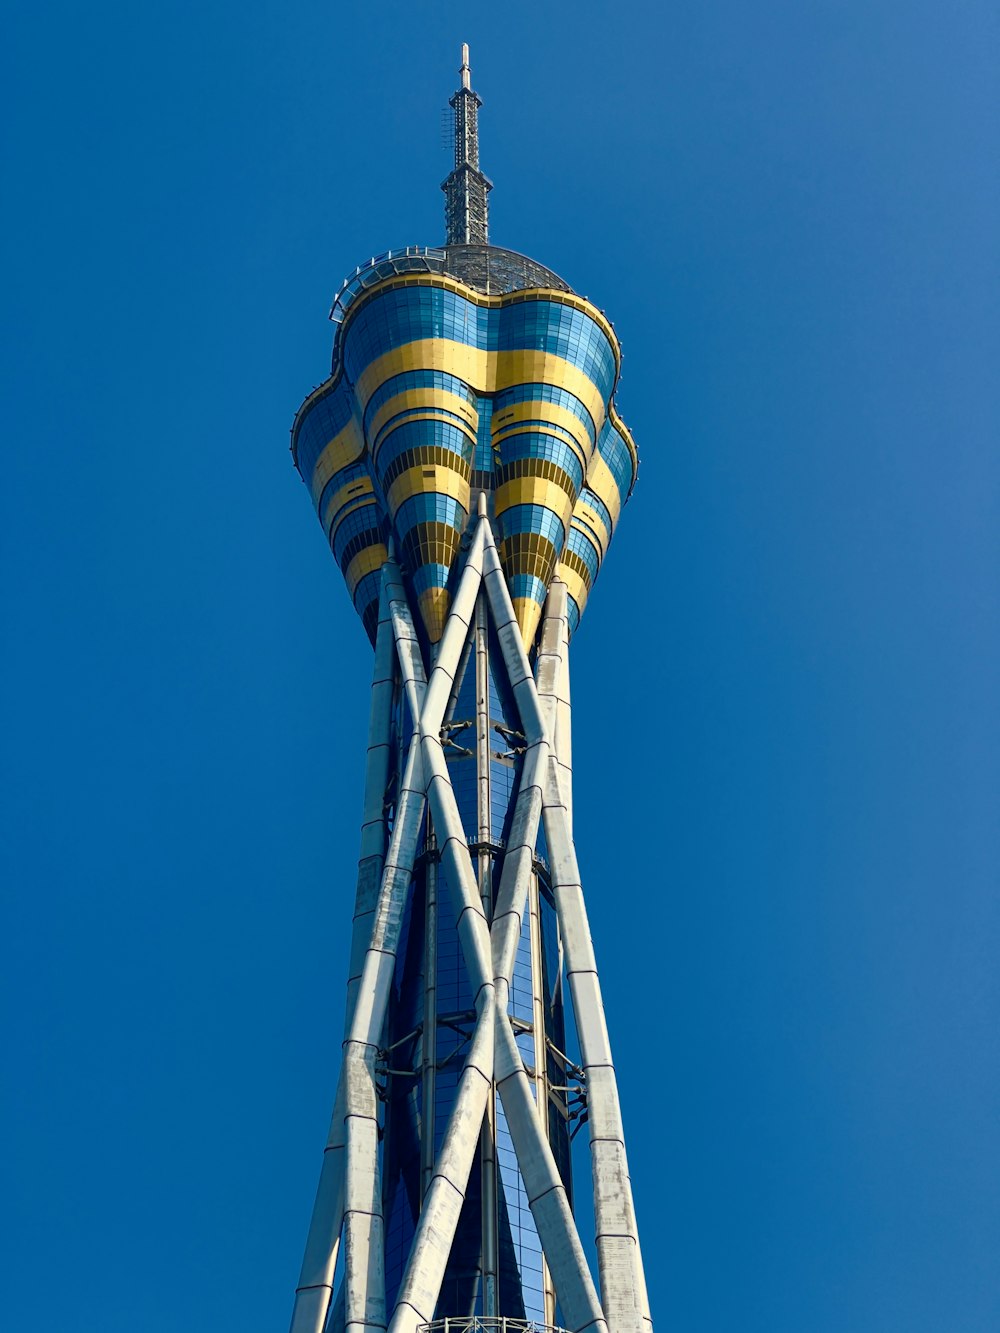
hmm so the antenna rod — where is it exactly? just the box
[442,42,493,245]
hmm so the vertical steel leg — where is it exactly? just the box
[290,572,397,1333]
[542,764,650,1333]
[421,845,438,1202]
[475,592,499,1315]
[346,575,398,1029]
[480,528,608,1333]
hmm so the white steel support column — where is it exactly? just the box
[335,555,440,1333]
[420,844,438,1201]
[475,592,499,1315]
[535,583,566,758]
[474,595,491,918]
[541,772,650,1333]
[292,548,439,1333]
[536,578,572,1329]
[527,869,554,1322]
[553,584,573,833]
[290,573,397,1333]
[480,527,608,1333]
[347,575,397,1028]
[536,573,651,1333]
[291,727,426,1333]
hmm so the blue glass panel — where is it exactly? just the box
[373,418,474,473]
[352,569,383,618]
[318,460,370,526]
[508,573,548,607]
[363,369,476,435]
[294,381,355,481]
[498,503,566,547]
[566,525,601,586]
[577,485,614,538]
[493,382,597,445]
[374,404,472,448]
[497,430,584,492]
[495,302,617,404]
[475,392,493,473]
[409,562,450,597]
[331,501,382,565]
[343,288,615,415]
[597,415,635,508]
[395,492,468,534]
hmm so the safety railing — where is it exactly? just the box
[330,247,449,324]
[418,1319,568,1333]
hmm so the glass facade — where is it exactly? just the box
[292,266,636,649]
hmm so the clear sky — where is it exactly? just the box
[3,2,998,1330]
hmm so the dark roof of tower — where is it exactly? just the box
[328,244,574,326]
[440,243,573,296]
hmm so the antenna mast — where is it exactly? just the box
[442,43,493,245]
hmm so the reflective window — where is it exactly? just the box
[294,381,354,479]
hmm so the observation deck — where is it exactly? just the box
[330,246,573,326]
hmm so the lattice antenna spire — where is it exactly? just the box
[442,42,493,245]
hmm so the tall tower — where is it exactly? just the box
[289,48,650,1333]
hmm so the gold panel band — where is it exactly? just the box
[553,561,590,619]
[491,424,590,481]
[608,403,639,487]
[511,597,545,652]
[387,463,472,514]
[326,498,379,549]
[498,533,559,585]
[418,585,451,644]
[336,275,621,375]
[344,543,389,596]
[374,410,477,463]
[321,477,375,532]
[309,416,366,508]
[355,341,608,438]
[494,476,576,526]
[491,400,594,469]
[570,503,611,561]
[368,387,478,445]
[559,545,595,592]
[583,452,624,530]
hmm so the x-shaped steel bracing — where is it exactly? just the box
[290,508,651,1333]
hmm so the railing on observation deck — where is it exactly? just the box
[328,244,576,326]
[418,1319,569,1333]
[329,248,449,324]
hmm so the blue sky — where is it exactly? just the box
[3,1,998,1330]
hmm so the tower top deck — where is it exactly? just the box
[328,244,573,326]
